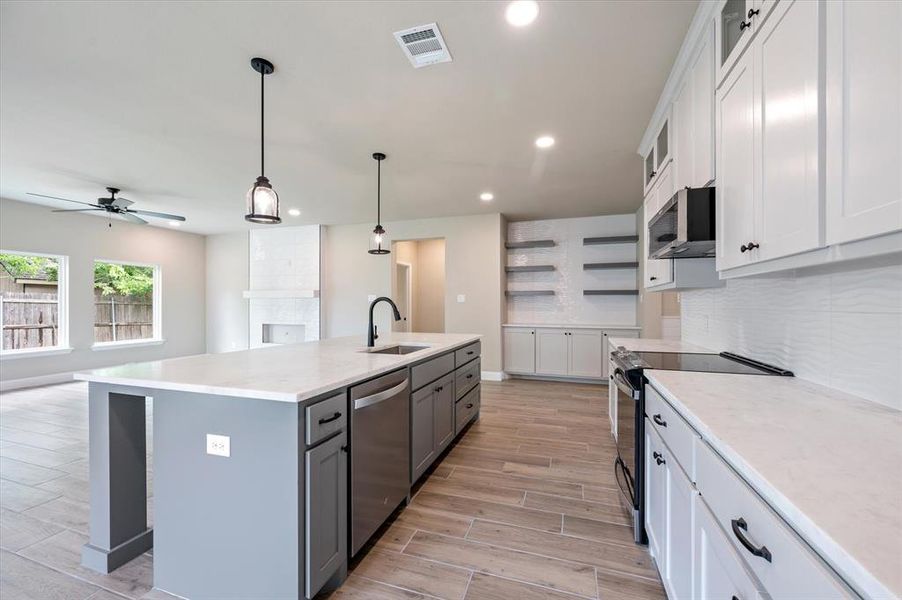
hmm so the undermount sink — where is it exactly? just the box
[366,344,428,355]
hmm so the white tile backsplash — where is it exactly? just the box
[681,254,902,409]
[507,215,638,325]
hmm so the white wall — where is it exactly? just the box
[414,238,445,333]
[322,214,505,373]
[0,198,206,384]
[506,214,638,326]
[205,232,248,353]
[681,254,902,409]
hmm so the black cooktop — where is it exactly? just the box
[623,351,793,377]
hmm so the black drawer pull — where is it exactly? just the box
[466,403,474,409]
[739,20,751,31]
[466,350,474,355]
[652,451,665,466]
[318,412,342,425]
[466,374,473,379]
[652,414,667,427]
[731,518,772,562]
[434,385,443,393]
[747,7,759,18]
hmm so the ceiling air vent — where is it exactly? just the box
[394,23,452,68]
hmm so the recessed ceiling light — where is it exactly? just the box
[168,221,181,227]
[480,192,494,201]
[506,1,539,27]
[535,135,555,149]
[288,208,301,217]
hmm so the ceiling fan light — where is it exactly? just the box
[245,176,281,224]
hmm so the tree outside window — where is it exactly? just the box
[93,261,158,343]
[0,251,66,352]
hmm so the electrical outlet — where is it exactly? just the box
[367,294,377,302]
[206,434,230,457]
[457,294,466,303]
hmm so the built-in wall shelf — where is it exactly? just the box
[505,240,555,249]
[583,262,639,270]
[505,265,555,273]
[583,289,640,296]
[583,235,639,245]
[505,290,555,297]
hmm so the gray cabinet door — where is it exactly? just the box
[411,385,435,481]
[305,432,347,599]
[433,375,455,453]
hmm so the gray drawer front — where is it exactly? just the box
[455,384,480,434]
[455,358,480,400]
[411,352,455,391]
[305,392,347,446]
[454,341,481,367]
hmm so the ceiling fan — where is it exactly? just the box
[27,187,187,226]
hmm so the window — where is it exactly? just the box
[93,260,161,346]
[0,250,69,355]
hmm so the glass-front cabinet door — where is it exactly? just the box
[655,119,669,169]
[720,0,749,68]
[644,150,656,190]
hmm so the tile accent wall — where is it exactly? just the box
[507,214,638,325]
[248,226,320,348]
[680,254,902,409]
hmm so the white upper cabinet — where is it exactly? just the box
[675,22,716,191]
[716,0,777,86]
[825,0,902,244]
[644,114,672,195]
[754,0,822,261]
[716,48,756,270]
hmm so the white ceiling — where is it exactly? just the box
[0,1,697,234]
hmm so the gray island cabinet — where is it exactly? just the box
[74,333,481,600]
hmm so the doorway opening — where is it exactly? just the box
[390,239,446,333]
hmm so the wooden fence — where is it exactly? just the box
[1,291,153,350]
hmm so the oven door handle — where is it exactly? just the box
[612,368,640,400]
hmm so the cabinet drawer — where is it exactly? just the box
[411,352,455,391]
[695,440,853,599]
[305,392,347,446]
[455,341,481,367]
[646,385,698,481]
[455,384,480,434]
[455,358,480,400]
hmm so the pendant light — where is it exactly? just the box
[245,57,281,224]
[368,152,390,255]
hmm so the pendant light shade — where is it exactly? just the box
[245,57,281,224]
[368,152,390,255]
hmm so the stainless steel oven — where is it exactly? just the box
[610,361,646,544]
[648,186,716,259]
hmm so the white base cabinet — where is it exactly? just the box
[695,496,766,600]
[505,326,639,381]
[503,327,535,374]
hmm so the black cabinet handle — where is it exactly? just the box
[653,451,665,466]
[466,403,474,409]
[466,350,474,355]
[650,276,658,281]
[731,518,772,562]
[318,412,342,425]
[652,414,667,427]
[466,374,474,379]
[732,596,740,600]
[739,20,751,31]
[434,386,443,393]
[649,170,657,179]
[747,8,760,18]
[340,445,348,453]
[740,242,759,253]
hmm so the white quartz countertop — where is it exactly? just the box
[74,333,481,403]
[645,370,902,599]
[607,337,713,353]
[502,323,641,330]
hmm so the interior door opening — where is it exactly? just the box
[390,239,446,333]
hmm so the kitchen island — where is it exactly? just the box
[74,332,481,600]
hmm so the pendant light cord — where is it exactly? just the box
[260,68,265,177]
[376,158,381,226]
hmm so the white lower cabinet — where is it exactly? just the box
[644,384,854,600]
[695,496,766,600]
[503,327,535,373]
[535,328,570,376]
[567,329,603,378]
[505,326,627,380]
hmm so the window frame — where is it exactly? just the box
[0,249,70,359]
[90,258,163,350]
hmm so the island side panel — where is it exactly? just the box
[82,383,152,574]
[152,389,302,600]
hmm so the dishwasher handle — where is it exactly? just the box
[353,378,409,410]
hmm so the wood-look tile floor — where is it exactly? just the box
[0,379,665,600]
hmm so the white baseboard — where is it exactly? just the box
[0,371,78,392]
[505,373,607,385]
[480,371,506,382]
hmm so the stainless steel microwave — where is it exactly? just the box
[648,187,716,259]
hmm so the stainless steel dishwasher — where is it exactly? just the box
[349,368,410,556]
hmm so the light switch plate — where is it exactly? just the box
[457,294,466,303]
[206,434,230,457]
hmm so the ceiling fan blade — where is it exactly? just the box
[51,208,106,213]
[118,211,148,225]
[27,192,99,208]
[128,209,186,221]
[112,197,134,208]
